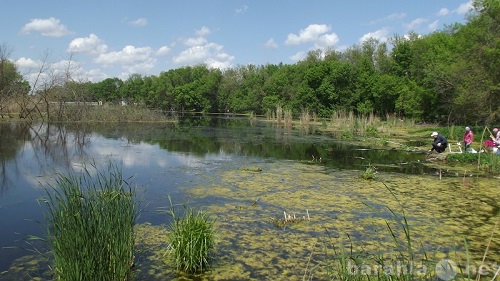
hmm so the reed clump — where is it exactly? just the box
[40,163,137,281]
[48,103,175,122]
[166,198,216,274]
[329,110,384,138]
[284,108,293,129]
[300,109,312,134]
[276,104,283,125]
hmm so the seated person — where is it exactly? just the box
[490,128,500,153]
[429,132,448,153]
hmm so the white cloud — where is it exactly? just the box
[285,24,331,45]
[95,45,156,74]
[174,45,207,65]
[264,38,278,49]
[315,33,339,48]
[85,68,109,82]
[437,8,450,16]
[195,26,211,37]
[67,33,108,55]
[359,28,390,43]
[15,57,40,70]
[21,17,71,37]
[130,17,148,27]
[50,59,86,80]
[369,12,406,25]
[428,20,440,31]
[385,12,407,21]
[67,36,171,78]
[405,18,428,31]
[290,51,306,62]
[235,5,248,15]
[184,37,208,47]
[16,58,90,89]
[172,27,234,69]
[206,55,233,69]
[455,0,473,15]
[156,46,171,56]
[95,45,151,65]
[173,42,234,69]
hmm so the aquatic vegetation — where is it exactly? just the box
[6,159,497,281]
[40,163,136,281]
[132,223,173,280]
[270,210,310,228]
[365,125,378,137]
[341,130,354,140]
[360,164,377,180]
[166,198,216,274]
[241,166,263,172]
[185,161,499,280]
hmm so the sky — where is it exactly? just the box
[1,0,474,86]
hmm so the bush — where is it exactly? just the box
[167,198,216,273]
[40,163,136,281]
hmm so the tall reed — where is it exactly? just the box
[300,108,311,133]
[284,108,293,129]
[276,104,283,125]
[167,197,216,274]
[40,163,136,281]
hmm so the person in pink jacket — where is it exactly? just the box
[463,126,474,152]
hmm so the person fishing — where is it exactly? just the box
[428,132,448,153]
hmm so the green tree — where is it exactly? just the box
[120,74,144,104]
[0,45,30,117]
[89,78,123,102]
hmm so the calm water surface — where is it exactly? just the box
[0,117,498,280]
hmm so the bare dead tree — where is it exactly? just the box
[16,51,51,120]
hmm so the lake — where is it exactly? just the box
[0,117,498,280]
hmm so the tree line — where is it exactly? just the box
[1,0,499,124]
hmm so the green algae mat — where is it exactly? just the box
[3,161,498,280]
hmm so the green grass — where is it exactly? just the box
[360,164,377,180]
[166,197,216,274]
[447,152,500,172]
[40,162,137,281]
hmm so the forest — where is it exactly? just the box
[0,0,499,124]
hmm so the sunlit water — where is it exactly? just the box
[0,118,498,280]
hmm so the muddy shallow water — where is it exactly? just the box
[0,118,498,280]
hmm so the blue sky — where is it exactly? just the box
[1,0,473,85]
